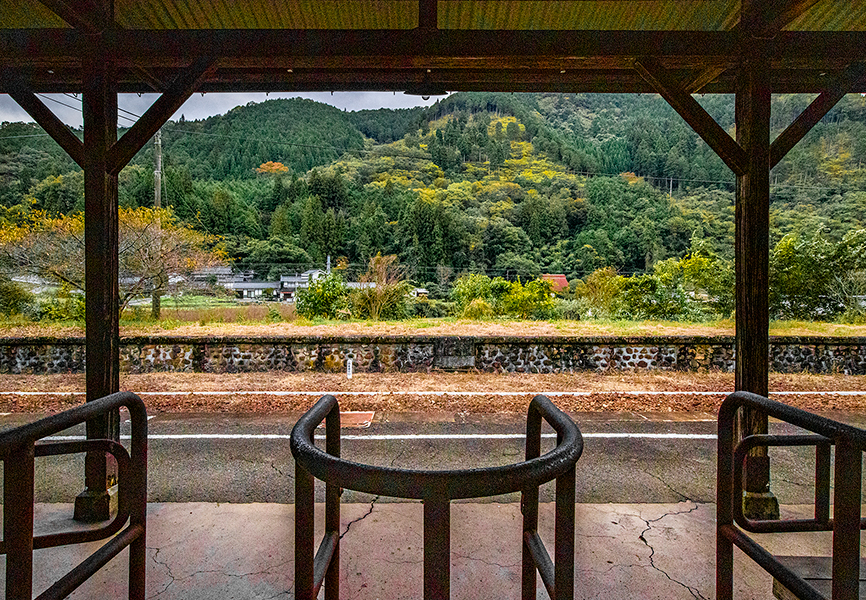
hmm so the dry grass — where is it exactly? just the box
[157,303,296,325]
[5,317,866,339]
[1,371,864,415]
[2,317,864,415]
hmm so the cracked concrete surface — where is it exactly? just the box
[4,502,859,599]
[269,461,293,479]
[340,496,379,540]
[637,502,708,600]
[639,469,691,501]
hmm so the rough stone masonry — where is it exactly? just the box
[2,335,866,375]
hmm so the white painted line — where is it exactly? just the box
[3,390,866,397]
[42,432,717,441]
[124,416,156,424]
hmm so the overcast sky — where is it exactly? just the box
[0,91,443,128]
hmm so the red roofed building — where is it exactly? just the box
[542,274,569,293]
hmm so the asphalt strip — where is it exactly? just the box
[43,432,717,441]
[2,390,865,396]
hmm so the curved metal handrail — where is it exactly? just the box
[291,393,583,500]
[291,393,583,600]
[717,391,866,600]
[0,391,148,600]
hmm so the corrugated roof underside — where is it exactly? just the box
[1,0,862,31]
[115,0,419,29]
[784,0,866,31]
[439,1,738,30]
[0,0,67,27]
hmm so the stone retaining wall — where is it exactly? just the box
[2,335,866,375]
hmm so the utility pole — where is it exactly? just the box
[152,129,163,319]
[154,129,162,210]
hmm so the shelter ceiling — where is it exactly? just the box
[2,1,863,31]
[0,0,864,94]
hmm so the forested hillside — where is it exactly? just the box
[2,91,865,317]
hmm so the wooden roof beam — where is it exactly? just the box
[36,0,107,34]
[419,0,437,30]
[3,29,866,65]
[634,57,747,175]
[771,62,866,168]
[737,0,822,37]
[768,0,823,32]
[132,65,166,93]
[0,68,83,167]
[108,57,215,175]
[682,64,729,94]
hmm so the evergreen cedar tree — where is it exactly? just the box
[1,91,864,320]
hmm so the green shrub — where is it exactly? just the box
[572,267,623,318]
[553,298,582,320]
[613,273,702,321]
[838,307,866,324]
[351,284,412,320]
[267,306,282,322]
[349,254,413,320]
[35,285,85,322]
[411,298,454,318]
[451,273,492,311]
[0,276,34,317]
[463,297,494,319]
[501,278,554,319]
[296,273,348,319]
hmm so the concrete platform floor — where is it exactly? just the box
[4,502,863,599]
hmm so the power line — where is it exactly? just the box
[35,93,85,115]
[117,105,143,120]
[62,92,143,122]
[0,133,53,140]
[161,126,397,159]
[5,98,860,195]
[38,93,137,125]
[159,125,853,192]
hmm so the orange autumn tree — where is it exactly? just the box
[0,207,226,315]
[255,161,290,174]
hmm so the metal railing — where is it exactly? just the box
[291,393,583,600]
[717,391,866,600]
[0,392,148,600]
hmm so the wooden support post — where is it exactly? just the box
[734,55,779,520]
[74,39,120,523]
[69,55,208,521]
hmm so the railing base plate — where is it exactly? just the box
[742,491,780,521]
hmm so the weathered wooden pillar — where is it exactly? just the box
[74,36,121,522]
[734,54,779,520]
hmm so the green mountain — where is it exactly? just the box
[137,97,365,179]
[2,91,865,290]
[0,121,80,208]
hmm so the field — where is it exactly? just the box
[5,311,866,339]
[3,301,865,415]
[1,370,864,415]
